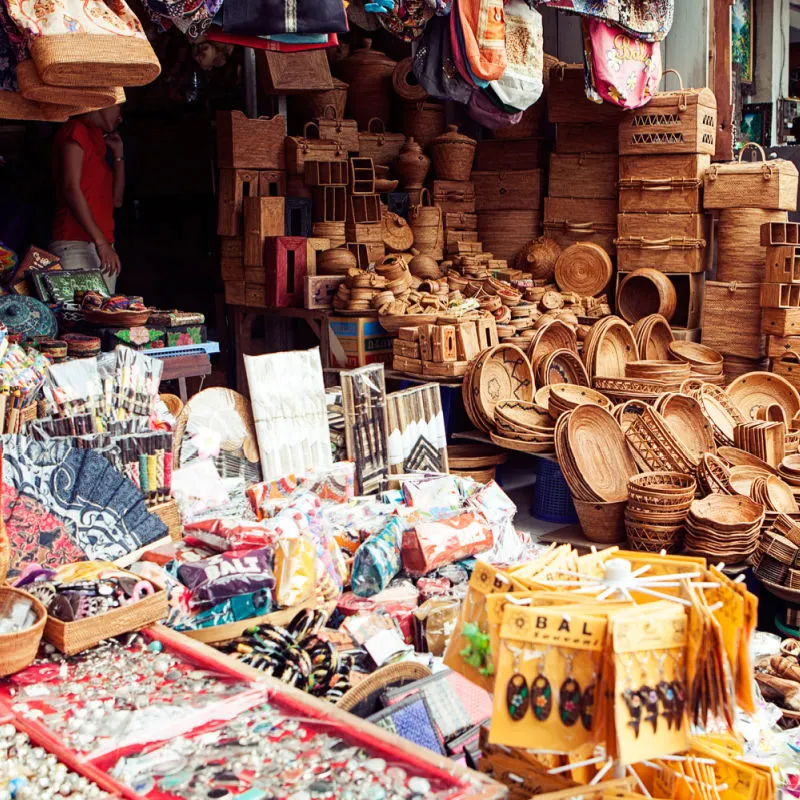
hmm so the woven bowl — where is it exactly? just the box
[527,320,578,371]
[536,348,589,388]
[616,268,677,324]
[727,371,800,423]
[656,393,716,462]
[585,316,639,379]
[474,345,534,425]
[0,588,46,677]
[669,340,723,367]
[633,314,674,361]
[566,403,638,502]
[573,499,627,544]
[689,494,765,531]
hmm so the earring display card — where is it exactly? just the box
[341,363,389,494]
[244,348,332,482]
[386,383,448,475]
[491,606,607,753]
[612,603,689,765]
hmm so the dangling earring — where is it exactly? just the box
[558,648,582,727]
[530,647,553,722]
[655,649,676,730]
[504,643,529,721]
[633,650,659,735]
[621,654,642,738]
[581,655,598,732]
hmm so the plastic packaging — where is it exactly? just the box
[351,515,406,597]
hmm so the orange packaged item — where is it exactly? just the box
[401,512,493,575]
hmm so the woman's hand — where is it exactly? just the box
[95,242,121,276]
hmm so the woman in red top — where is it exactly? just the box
[50,104,125,293]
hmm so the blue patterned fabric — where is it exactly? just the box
[3,437,168,575]
[368,695,446,755]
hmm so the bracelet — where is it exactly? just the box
[114,156,125,162]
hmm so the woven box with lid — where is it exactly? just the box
[703,143,799,211]
[543,197,617,254]
[618,154,709,213]
[701,281,765,359]
[618,70,717,156]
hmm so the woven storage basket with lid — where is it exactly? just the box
[358,118,405,167]
[333,39,396,130]
[403,101,447,149]
[431,125,476,181]
[704,143,799,211]
[618,69,717,156]
[409,189,442,259]
[717,209,787,282]
[554,242,612,297]
[701,281,765,360]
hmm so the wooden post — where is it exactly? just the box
[711,0,734,161]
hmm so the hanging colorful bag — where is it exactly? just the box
[582,17,662,109]
[455,0,506,83]
[412,15,473,104]
[489,0,543,111]
[6,0,161,88]
[540,0,673,43]
[467,87,522,130]
[376,0,433,42]
[222,0,349,36]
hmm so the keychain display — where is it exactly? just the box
[490,605,607,752]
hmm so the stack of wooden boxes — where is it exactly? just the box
[544,64,622,261]
[616,78,717,338]
[218,111,287,309]
[703,147,798,381]
[432,179,474,261]
[472,139,544,263]
[345,157,386,269]
[392,317,499,379]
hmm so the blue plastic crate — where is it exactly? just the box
[530,458,578,524]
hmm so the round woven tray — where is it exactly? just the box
[527,320,578,371]
[536,348,589,388]
[656,393,716,463]
[584,316,639,379]
[447,444,508,469]
[474,345,534,425]
[554,242,613,297]
[727,371,800,422]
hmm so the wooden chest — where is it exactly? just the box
[547,64,626,124]
[615,236,708,274]
[618,85,717,156]
[473,139,546,171]
[286,134,348,176]
[549,154,618,200]
[432,180,476,213]
[443,212,477,231]
[704,146,799,211]
[618,154,709,213]
[555,124,618,154]
[477,210,540,261]
[617,211,709,241]
[543,197,617,254]
[217,111,286,170]
[470,170,542,212]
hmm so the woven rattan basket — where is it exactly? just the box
[625,518,683,553]
[573,499,627,544]
[0,588,46,676]
[44,585,168,656]
[151,497,182,542]
[16,60,124,108]
[336,662,432,712]
[30,34,161,88]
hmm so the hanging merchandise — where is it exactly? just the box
[205,29,339,50]
[539,0,674,43]
[453,0,506,83]
[145,0,214,39]
[373,0,433,42]
[489,0,543,112]
[582,18,662,109]
[15,61,125,109]
[5,0,161,88]
[221,0,349,36]
[411,15,473,105]
[346,0,382,31]
[450,3,486,88]
[467,88,523,130]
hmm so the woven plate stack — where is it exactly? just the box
[683,495,765,563]
[624,471,696,553]
[668,341,724,385]
[491,400,556,454]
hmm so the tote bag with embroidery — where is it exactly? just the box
[490,0,542,111]
[6,0,161,88]
[455,0,506,83]
[583,17,661,109]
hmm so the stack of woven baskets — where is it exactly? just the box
[683,494,764,563]
[624,471,696,553]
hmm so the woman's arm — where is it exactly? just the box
[106,132,125,209]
